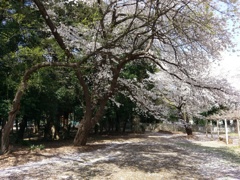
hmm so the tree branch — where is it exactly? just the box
[33,0,73,60]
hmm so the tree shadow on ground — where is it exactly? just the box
[1,132,240,179]
[76,133,240,179]
[0,132,146,169]
[176,140,240,164]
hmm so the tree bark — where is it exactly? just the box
[184,125,193,136]
[1,121,12,154]
[115,113,120,132]
[73,99,109,145]
[1,88,23,154]
[180,107,193,136]
[122,118,128,133]
[205,119,208,137]
[73,117,93,145]
[73,88,111,145]
[16,116,28,142]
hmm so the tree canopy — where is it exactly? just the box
[1,0,240,153]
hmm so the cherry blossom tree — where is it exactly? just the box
[1,0,240,153]
[148,70,239,134]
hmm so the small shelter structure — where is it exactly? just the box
[206,110,240,145]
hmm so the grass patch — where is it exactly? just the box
[228,133,239,137]
[29,144,45,151]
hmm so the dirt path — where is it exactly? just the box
[0,132,240,180]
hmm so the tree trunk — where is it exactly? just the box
[73,118,93,146]
[1,62,77,154]
[73,99,108,145]
[115,115,120,132]
[63,112,69,127]
[1,113,16,154]
[1,128,10,154]
[107,118,111,132]
[43,122,50,140]
[94,124,99,134]
[181,108,193,136]
[224,119,228,145]
[210,120,213,138]
[205,119,208,137]
[122,118,128,133]
[184,125,193,136]
[237,119,240,145]
[33,119,39,134]
[1,118,6,131]
[16,116,28,143]
[15,118,19,133]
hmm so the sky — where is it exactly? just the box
[212,29,240,91]
[212,51,240,90]
[214,1,240,91]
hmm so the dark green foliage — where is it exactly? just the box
[193,105,229,125]
[0,0,49,126]
[167,107,179,122]
[121,60,157,82]
[21,67,81,121]
[200,105,228,117]
[0,0,45,58]
[53,1,100,26]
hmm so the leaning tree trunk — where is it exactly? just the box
[1,84,25,154]
[73,103,107,145]
[1,114,16,154]
[1,62,77,154]
[73,93,110,146]
[73,117,93,146]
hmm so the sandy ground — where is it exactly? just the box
[0,132,240,180]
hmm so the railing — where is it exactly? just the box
[144,123,237,133]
